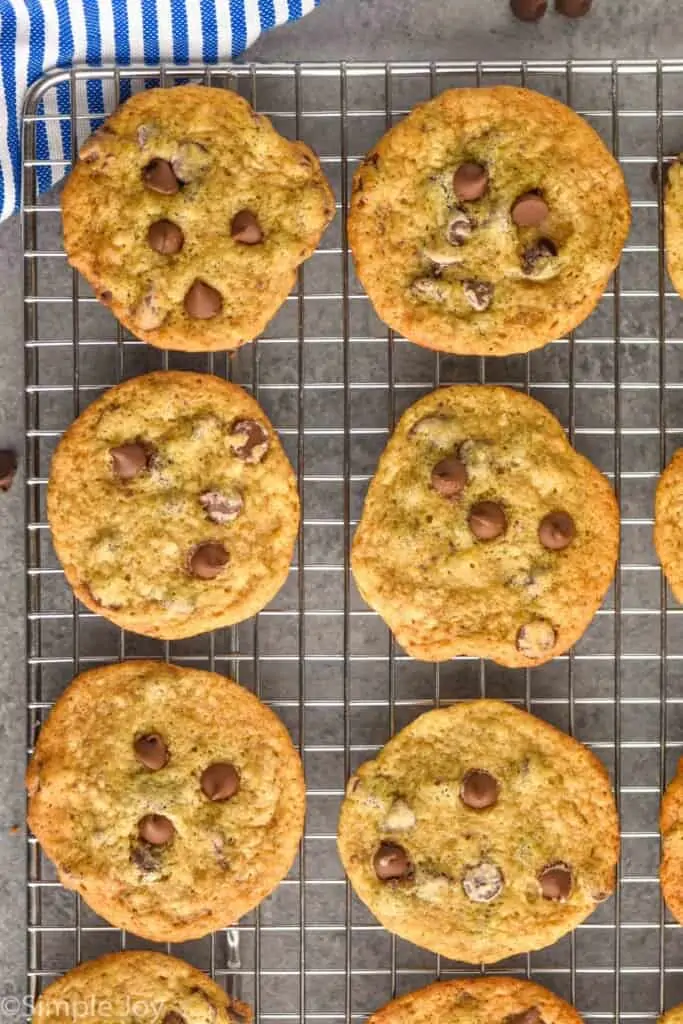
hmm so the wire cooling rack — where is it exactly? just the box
[20,56,683,1024]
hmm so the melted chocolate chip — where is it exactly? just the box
[510,0,547,18]
[512,192,549,227]
[131,842,159,873]
[539,511,575,551]
[373,842,413,882]
[453,163,488,201]
[138,814,175,845]
[516,620,557,658]
[539,862,572,900]
[463,279,494,312]
[447,211,473,245]
[142,158,180,195]
[199,490,243,524]
[522,238,557,274]
[201,762,240,801]
[431,454,467,501]
[147,219,184,255]
[460,769,499,810]
[230,419,269,463]
[188,542,229,579]
[110,443,149,481]
[231,210,264,244]
[134,733,168,771]
[555,0,591,15]
[184,279,223,319]
[468,501,507,541]
[462,862,504,902]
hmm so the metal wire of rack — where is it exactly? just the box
[20,57,683,1024]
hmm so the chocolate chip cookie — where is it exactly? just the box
[337,699,618,964]
[27,660,305,942]
[659,757,683,924]
[349,86,630,356]
[351,384,618,667]
[366,978,584,1024]
[61,84,334,352]
[655,450,683,602]
[665,158,683,299]
[33,950,251,1024]
[47,371,299,640]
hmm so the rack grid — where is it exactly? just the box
[20,58,683,1024]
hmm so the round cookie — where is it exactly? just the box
[349,86,630,356]
[33,951,251,1024]
[660,757,683,923]
[337,699,618,964]
[660,1003,683,1024]
[367,978,584,1024]
[61,84,334,352]
[47,370,299,640]
[351,384,618,667]
[665,158,683,298]
[26,660,305,942]
[655,449,683,602]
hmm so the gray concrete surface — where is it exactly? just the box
[0,0,679,1009]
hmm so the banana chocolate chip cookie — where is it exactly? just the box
[338,700,618,964]
[33,951,251,1024]
[366,978,585,1024]
[62,84,334,352]
[47,371,299,640]
[659,757,683,924]
[655,449,683,603]
[349,86,630,356]
[351,385,618,667]
[27,661,305,942]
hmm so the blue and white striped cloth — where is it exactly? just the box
[0,0,317,220]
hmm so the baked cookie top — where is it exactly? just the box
[33,951,251,1024]
[27,661,305,942]
[660,756,683,924]
[349,86,630,356]
[47,370,299,640]
[61,84,334,352]
[337,700,618,965]
[366,978,584,1024]
[351,385,618,667]
[665,160,683,298]
[655,449,683,603]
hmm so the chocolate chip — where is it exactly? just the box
[99,290,113,304]
[447,211,473,246]
[134,733,168,771]
[460,769,499,810]
[431,455,467,501]
[516,620,557,658]
[184,280,223,320]
[510,0,547,18]
[453,163,488,201]
[539,511,575,551]
[522,238,557,274]
[512,192,549,227]
[142,158,179,195]
[539,862,572,900]
[147,219,184,255]
[0,450,17,492]
[468,501,507,541]
[463,279,494,312]
[231,210,263,244]
[505,1009,543,1024]
[131,842,159,873]
[230,419,269,464]
[110,443,149,481]
[411,277,448,302]
[138,814,175,845]
[462,862,504,902]
[188,542,229,579]
[373,842,413,882]
[199,490,243,524]
[555,0,591,15]
[201,762,240,801]
[163,1013,186,1024]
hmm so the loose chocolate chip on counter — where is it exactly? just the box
[468,501,507,541]
[200,490,243,524]
[463,279,494,312]
[539,511,575,551]
[431,454,468,501]
[555,0,591,15]
[230,419,270,464]
[516,619,557,658]
[188,541,230,580]
[505,1009,543,1024]
[539,862,572,900]
[447,211,473,246]
[462,862,504,902]
[510,0,547,19]
[138,813,175,845]
[134,733,169,771]
[0,450,17,492]
[522,238,557,275]
[460,769,499,810]
[142,158,180,194]
[201,762,240,801]
[147,219,184,255]
[184,279,223,320]
[231,210,264,245]
[453,162,488,202]
[512,192,549,227]
[110,443,149,481]
[374,842,414,882]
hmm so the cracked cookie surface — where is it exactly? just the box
[27,661,305,942]
[349,86,630,356]
[47,370,299,640]
[351,385,618,667]
[61,84,335,352]
[337,700,618,964]
[33,950,251,1024]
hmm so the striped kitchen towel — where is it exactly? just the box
[0,0,318,220]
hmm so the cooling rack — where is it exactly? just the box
[20,57,683,1024]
